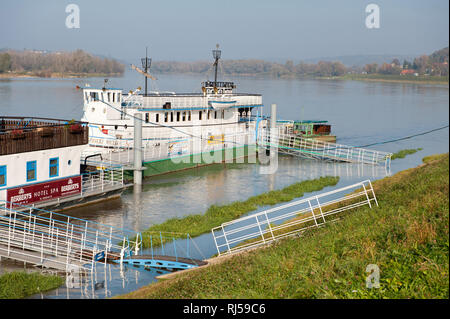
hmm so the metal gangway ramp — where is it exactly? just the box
[0,201,140,273]
[211,180,378,256]
[258,129,392,168]
[0,201,208,274]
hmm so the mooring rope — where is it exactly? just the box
[355,124,449,148]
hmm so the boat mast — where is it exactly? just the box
[141,47,152,97]
[212,44,221,89]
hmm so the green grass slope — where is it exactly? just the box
[118,153,449,299]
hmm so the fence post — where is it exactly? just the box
[255,215,266,244]
[40,233,44,263]
[7,212,11,256]
[264,211,275,241]
[150,235,153,260]
[160,232,165,255]
[12,211,17,240]
[211,229,221,256]
[79,233,83,262]
[308,200,319,227]
[101,169,104,191]
[221,225,231,254]
[173,238,177,262]
[186,234,190,258]
[362,183,372,208]
[368,180,379,207]
[55,228,59,257]
[315,196,326,223]
[80,174,83,196]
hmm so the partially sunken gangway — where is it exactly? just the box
[212,180,379,256]
[0,202,205,273]
[257,128,392,168]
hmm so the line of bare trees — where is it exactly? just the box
[152,59,348,78]
[364,47,448,76]
[0,49,124,76]
[151,47,448,78]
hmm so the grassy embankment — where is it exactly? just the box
[135,176,340,248]
[341,73,449,85]
[119,153,449,299]
[0,271,64,299]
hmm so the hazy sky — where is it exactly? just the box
[1,0,448,63]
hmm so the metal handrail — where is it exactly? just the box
[0,201,139,271]
[211,180,378,256]
[258,129,392,167]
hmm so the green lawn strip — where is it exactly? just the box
[133,176,340,249]
[0,271,64,299]
[117,153,449,299]
[391,148,423,160]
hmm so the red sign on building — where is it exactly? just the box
[7,176,82,208]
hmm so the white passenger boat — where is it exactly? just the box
[80,46,266,176]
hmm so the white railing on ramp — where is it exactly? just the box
[211,180,378,257]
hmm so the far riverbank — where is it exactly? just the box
[0,71,123,79]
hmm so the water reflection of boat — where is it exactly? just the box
[277,120,336,143]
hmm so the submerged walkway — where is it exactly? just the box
[81,128,392,175]
[0,203,139,272]
[0,202,207,274]
[257,130,392,167]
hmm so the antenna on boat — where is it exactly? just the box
[141,47,151,97]
[102,78,108,91]
[130,47,156,97]
[212,43,221,90]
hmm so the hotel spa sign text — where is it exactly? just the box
[7,176,82,208]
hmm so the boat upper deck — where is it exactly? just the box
[0,116,88,156]
[122,92,263,111]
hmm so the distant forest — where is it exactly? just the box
[151,47,449,78]
[0,49,124,77]
[0,47,447,79]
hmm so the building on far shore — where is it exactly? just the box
[400,69,419,76]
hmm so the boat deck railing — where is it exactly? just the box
[82,128,258,167]
[80,166,125,196]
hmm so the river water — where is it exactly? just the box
[0,71,448,299]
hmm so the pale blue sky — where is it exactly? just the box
[0,0,448,63]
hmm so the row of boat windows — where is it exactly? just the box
[145,110,226,123]
[85,91,121,103]
[0,158,60,187]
